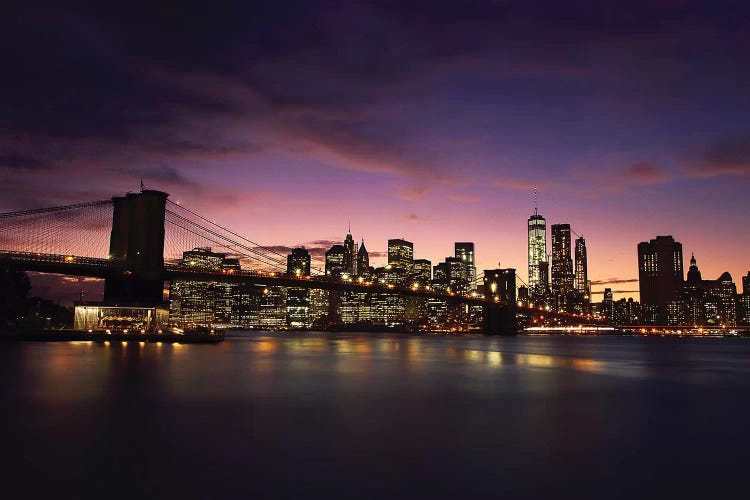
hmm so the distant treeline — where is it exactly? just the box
[0,267,73,330]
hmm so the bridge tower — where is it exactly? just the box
[103,189,169,304]
[482,268,518,335]
[482,304,517,335]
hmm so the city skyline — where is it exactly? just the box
[3,2,750,303]
[14,196,749,306]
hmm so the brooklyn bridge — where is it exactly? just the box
[0,189,597,335]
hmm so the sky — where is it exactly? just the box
[2,0,750,304]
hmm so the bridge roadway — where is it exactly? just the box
[0,251,596,322]
[0,251,502,307]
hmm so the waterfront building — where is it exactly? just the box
[667,254,738,326]
[738,293,750,326]
[258,286,287,328]
[169,247,232,326]
[613,298,641,326]
[455,243,477,291]
[638,235,684,324]
[601,288,614,323]
[286,247,311,328]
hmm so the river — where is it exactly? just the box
[2,332,749,498]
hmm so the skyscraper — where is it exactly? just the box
[343,229,356,276]
[574,236,588,296]
[528,209,547,300]
[455,243,476,291]
[325,245,346,278]
[413,259,432,286]
[638,235,684,323]
[388,238,413,271]
[286,247,311,328]
[356,238,370,278]
[287,247,311,276]
[551,224,574,299]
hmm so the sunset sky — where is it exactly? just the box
[2,1,749,304]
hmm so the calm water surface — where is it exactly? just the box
[2,333,749,498]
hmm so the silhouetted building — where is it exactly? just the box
[601,288,614,323]
[574,237,588,294]
[455,243,476,291]
[638,235,684,324]
[667,254,737,326]
[343,230,356,276]
[388,238,413,272]
[551,224,574,310]
[356,239,370,278]
[287,247,311,276]
[743,272,750,295]
[325,245,346,277]
[528,210,547,300]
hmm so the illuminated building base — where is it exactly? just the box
[74,303,169,332]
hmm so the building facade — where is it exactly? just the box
[455,242,477,291]
[638,235,684,324]
[528,212,547,300]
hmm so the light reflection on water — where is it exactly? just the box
[3,332,750,498]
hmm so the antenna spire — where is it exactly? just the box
[533,186,538,215]
[140,178,144,192]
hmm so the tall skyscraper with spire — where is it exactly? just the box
[356,238,370,278]
[528,188,548,300]
[343,226,356,276]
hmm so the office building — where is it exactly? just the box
[528,210,547,300]
[325,245,346,278]
[638,235,684,323]
[388,238,413,272]
[286,247,311,328]
[287,247,311,276]
[413,259,432,286]
[574,236,588,295]
[455,243,476,291]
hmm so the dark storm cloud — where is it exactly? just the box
[0,153,52,171]
[690,135,750,177]
[3,0,750,207]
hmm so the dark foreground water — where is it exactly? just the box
[2,333,750,499]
